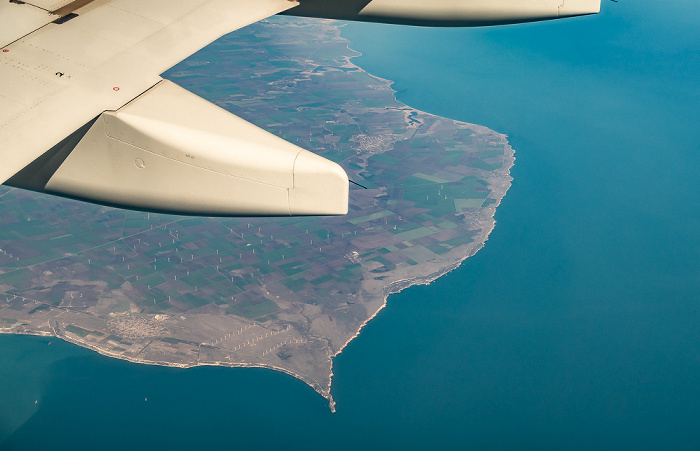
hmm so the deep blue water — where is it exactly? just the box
[2,0,699,448]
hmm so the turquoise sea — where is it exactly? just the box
[2,0,699,448]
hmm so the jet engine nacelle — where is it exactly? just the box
[287,0,601,26]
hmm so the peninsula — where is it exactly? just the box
[0,17,514,411]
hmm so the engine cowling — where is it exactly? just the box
[286,0,601,26]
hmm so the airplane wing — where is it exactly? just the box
[0,0,349,216]
[1,0,599,216]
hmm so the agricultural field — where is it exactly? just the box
[0,17,513,409]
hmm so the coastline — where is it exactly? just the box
[0,17,515,412]
[4,3,700,447]
[326,142,514,412]
[0,113,514,416]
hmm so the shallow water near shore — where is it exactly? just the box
[2,0,700,448]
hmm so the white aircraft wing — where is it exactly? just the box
[0,0,350,216]
[1,0,599,216]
